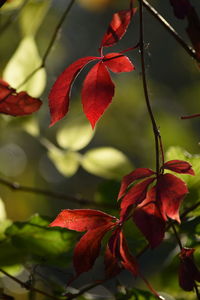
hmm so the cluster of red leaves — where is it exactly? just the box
[0,79,42,116]
[169,0,200,60]
[49,209,138,281]
[179,248,200,291]
[50,160,194,290]
[119,160,194,248]
[49,1,137,128]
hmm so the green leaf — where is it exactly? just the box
[22,117,40,137]
[1,0,23,10]
[48,147,81,177]
[0,239,26,267]
[0,198,7,221]
[165,146,200,189]
[0,220,12,241]
[95,179,120,204]
[81,147,133,179]
[20,0,50,36]
[5,214,74,258]
[0,265,24,277]
[3,36,46,97]
[57,117,94,151]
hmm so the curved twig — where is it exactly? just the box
[142,0,199,62]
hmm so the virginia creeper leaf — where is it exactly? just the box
[81,61,115,128]
[118,168,155,200]
[108,227,121,255]
[133,187,166,248]
[49,209,116,232]
[120,177,155,223]
[0,80,42,116]
[100,7,137,48]
[104,246,121,278]
[103,53,135,73]
[119,230,138,276]
[49,56,99,127]
[107,228,138,276]
[179,247,200,291]
[73,224,112,275]
[163,160,195,175]
[157,173,188,223]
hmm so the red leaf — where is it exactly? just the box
[157,173,188,223]
[49,209,116,232]
[119,231,138,276]
[186,7,200,60]
[103,53,135,73]
[0,80,42,116]
[108,227,121,255]
[49,56,99,127]
[163,160,195,175]
[120,177,155,223]
[118,168,155,200]
[100,7,137,48]
[107,228,138,276]
[133,187,166,248]
[104,246,122,278]
[81,61,115,128]
[73,224,112,275]
[179,247,200,291]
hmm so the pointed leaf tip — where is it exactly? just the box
[157,173,188,223]
[100,7,137,48]
[49,56,99,127]
[73,224,112,276]
[82,61,115,128]
[163,160,195,175]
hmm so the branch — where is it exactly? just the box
[0,269,61,300]
[181,113,200,120]
[0,177,91,205]
[16,0,76,90]
[139,0,161,174]
[0,177,113,209]
[180,201,200,219]
[142,0,199,63]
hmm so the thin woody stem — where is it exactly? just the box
[0,269,60,300]
[17,0,76,90]
[138,0,160,175]
[142,0,199,63]
[181,113,200,120]
[171,222,182,250]
[0,177,113,208]
[158,135,165,168]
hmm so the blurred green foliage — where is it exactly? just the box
[0,0,200,299]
